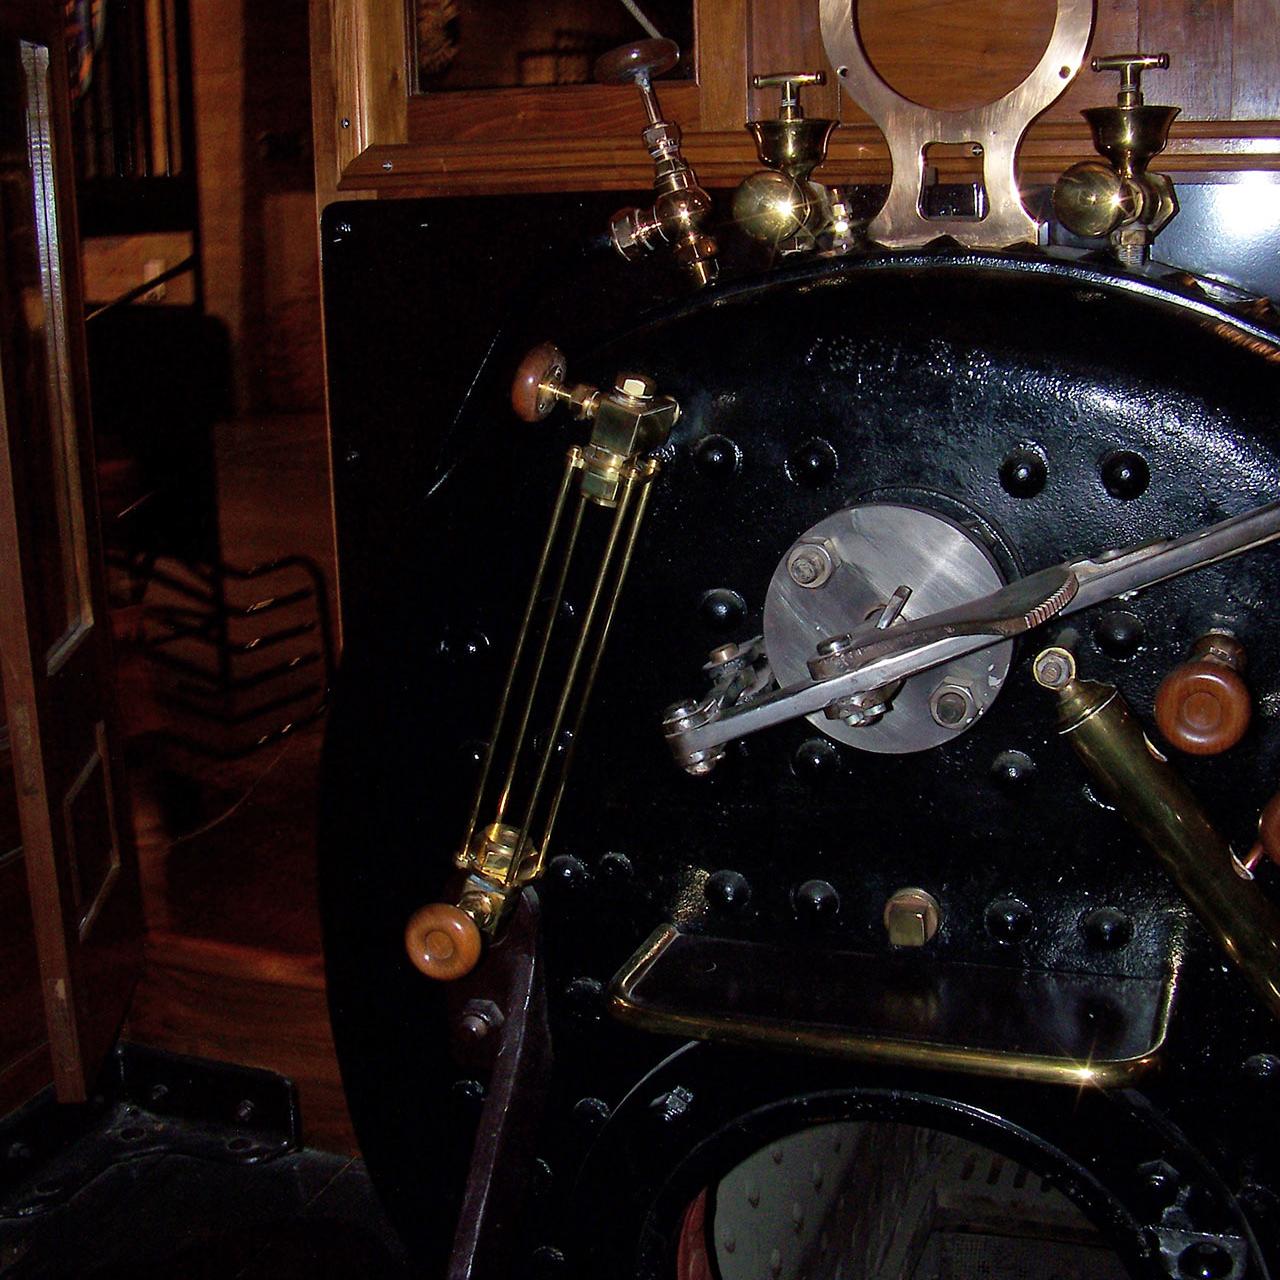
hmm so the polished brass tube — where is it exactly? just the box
[1040,651,1280,1022]
[536,461,660,868]
[463,451,583,851]
[491,488,587,828]
[515,470,640,864]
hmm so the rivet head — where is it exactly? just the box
[597,851,634,887]
[785,438,838,487]
[1094,610,1144,659]
[562,976,605,1023]
[999,446,1047,498]
[699,588,746,633]
[1100,450,1150,499]
[985,896,1034,944]
[793,737,840,782]
[793,879,840,925]
[1177,1242,1233,1279]
[990,749,1036,787]
[1242,1052,1280,1083]
[694,434,741,479]
[1080,905,1132,949]
[705,869,751,913]
[545,854,590,899]
[571,1097,610,1133]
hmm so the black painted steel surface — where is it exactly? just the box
[320,195,1280,1277]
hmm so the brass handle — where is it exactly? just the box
[1154,632,1251,756]
[1091,52,1169,107]
[404,903,483,981]
[752,70,826,121]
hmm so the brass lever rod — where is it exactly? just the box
[1036,648,1280,1023]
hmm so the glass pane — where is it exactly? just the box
[413,0,695,92]
[0,41,91,658]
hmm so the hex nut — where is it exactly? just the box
[787,541,836,589]
[928,680,978,729]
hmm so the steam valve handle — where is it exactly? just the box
[1154,632,1251,756]
[594,37,679,95]
[752,70,826,121]
[1091,52,1170,108]
[404,902,483,981]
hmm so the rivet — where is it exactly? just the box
[999,446,1047,498]
[1080,906,1132,949]
[597,851,634,887]
[793,737,840,782]
[562,976,605,1023]
[785,438,838,487]
[340,117,351,128]
[985,896,1034,944]
[699,588,746,633]
[571,1097,610,1133]
[529,1244,567,1275]
[1243,1052,1280,1083]
[793,879,840,926]
[545,854,590,899]
[1100,450,1150,499]
[990,749,1036,787]
[1177,1242,1233,1278]
[693,434,741,479]
[1094,609,1144,659]
[771,1145,785,1165]
[381,160,394,171]
[705,869,751,913]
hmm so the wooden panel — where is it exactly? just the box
[1233,0,1280,119]
[1141,0,1233,120]
[331,0,409,172]
[698,0,750,129]
[127,933,358,1154]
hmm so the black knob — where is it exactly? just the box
[700,588,746,633]
[990,750,1036,787]
[1094,610,1144,659]
[793,738,841,782]
[1080,906,1133,949]
[1100,450,1150,499]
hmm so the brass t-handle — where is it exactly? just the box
[752,71,826,121]
[1091,52,1169,107]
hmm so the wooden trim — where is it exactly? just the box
[330,0,409,174]
[697,0,749,132]
[144,931,329,991]
[334,118,1280,199]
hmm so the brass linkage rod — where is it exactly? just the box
[537,461,660,869]
[515,472,641,868]
[462,449,583,853]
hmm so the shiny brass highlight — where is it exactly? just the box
[1036,648,1280,1022]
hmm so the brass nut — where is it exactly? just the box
[884,888,941,947]
[928,680,977,730]
[1033,646,1077,690]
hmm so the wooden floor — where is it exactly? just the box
[117,412,357,1153]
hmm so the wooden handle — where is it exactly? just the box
[1154,659,1251,756]
[404,903,482,981]
[510,342,566,423]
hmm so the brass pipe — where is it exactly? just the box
[491,486,587,827]
[1035,647,1280,1021]
[462,449,583,851]
[515,469,641,864]
[537,460,660,867]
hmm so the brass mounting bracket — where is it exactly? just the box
[820,0,1094,248]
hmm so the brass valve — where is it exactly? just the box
[405,343,677,979]
[734,70,841,251]
[1052,52,1179,267]
[595,38,718,288]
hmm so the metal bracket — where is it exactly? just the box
[820,0,1094,247]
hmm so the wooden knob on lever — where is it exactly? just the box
[1154,632,1251,756]
[511,342,567,423]
[404,903,482,981]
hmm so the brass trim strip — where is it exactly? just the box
[609,925,1176,1088]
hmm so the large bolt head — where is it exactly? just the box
[928,680,978,729]
[786,541,835,588]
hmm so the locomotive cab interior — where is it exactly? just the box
[5,0,1280,1276]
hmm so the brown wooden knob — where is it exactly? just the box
[1154,637,1251,756]
[1239,793,1280,877]
[510,342,566,423]
[404,903,482,981]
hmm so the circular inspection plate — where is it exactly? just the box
[762,502,1011,753]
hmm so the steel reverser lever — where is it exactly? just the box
[665,500,1280,772]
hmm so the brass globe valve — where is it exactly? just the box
[734,71,841,252]
[1052,52,1179,267]
[595,38,718,287]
